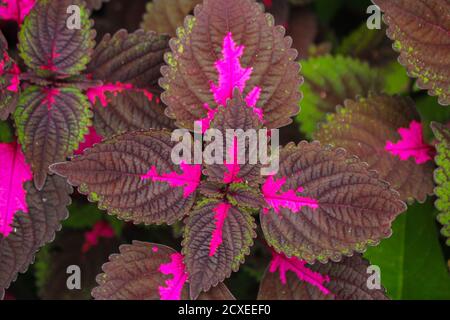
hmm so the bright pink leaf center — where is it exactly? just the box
[158,253,188,300]
[223,137,243,184]
[74,127,103,155]
[197,32,263,132]
[209,202,232,256]
[0,0,35,24]
[141,162,201,198]
[262,175,319,214]
[0,141,33,237]
[385,120,435,164]
[86,82,159,107]
[270,251,331,295]
[81,221,115,253]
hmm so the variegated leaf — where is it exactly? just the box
[373,0,450,105]
[18,0,95,78]
[258,255,388,300]
[0,31,20,120]
[0,175,72,300]
[183,200,256,299]
[314,94,435,203]
[160,0,301,130]
[50,130,199,225]
[14,86,92,190]
[92,89,175,138]
[260,141,406,263]
[86,29,169,89]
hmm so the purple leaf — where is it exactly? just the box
[0,141,32,237]
[14,86,92,190]
[373,0,450,105]
[0,175,72,299]
[18,0,95,78]
[260,141,406,263]
[160,0,301,130]
[258,255,388,300]
[0,33,20,120]
[183,200,256,299]
[50,130,197,225]
[87,29,169,89]
[91,241,190,300]
[314,94,435,203]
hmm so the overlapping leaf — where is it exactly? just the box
[296,55,383,137]
[431,122,450,245]
[18,0,95,78]
[204,92,263,186]
[92,241,189,300]
[50,130,199,225]
[373,0,450,105]
[87,29,170,88]
[260,141,406,264]
[197,282,236,300]
[14,86,92,190]
[258,255,388,300]
[92,89,175,138]
[183,200,256,299]
[314,94,435,203]
[35,229,118,300]
[160,0,301,130]
[0,31,20,120]
[0,176,72,300]
[141,0,202,36]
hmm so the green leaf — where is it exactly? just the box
[417,96,450,141]
[431,122,450,245]
[364,200,450,299]
[297,55,383,137]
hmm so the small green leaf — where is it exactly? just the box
[364,200,450,299]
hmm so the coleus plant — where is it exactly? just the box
[0,0,448,301]
[48,0,407,300]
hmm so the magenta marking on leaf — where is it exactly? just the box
[0,0,35,24]
[269,251,332,295]
[158,252,188,300]
[223,137,243,184]
[195,103,218,133]
[0,52,20,92]
[0,141,33,237]
[86,82,134,107]
[81,220,115,253]
[209,202,232,256]
[74,126,103,155]
[141,162,201,198]
[41,87,60,111]
[262,175,319,214]
[152,246,159,253]
[385,120,435,164]
[197,33,263,131]
[262,0,273,8]
[40,43,61,72]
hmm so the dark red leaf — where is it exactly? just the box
[160,0,301,130]
[86,29,169,89]
[258,255,388,300]
[260,141,406,263]
[18,0,95,78]
[0,31,20,120]
[183,200,256,299]
[0,175,72,299]
[14,86,92,190]
[314,94,435,203]
[50,130,199,225]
